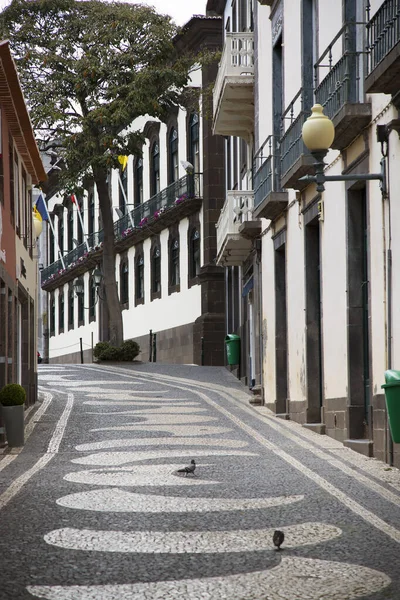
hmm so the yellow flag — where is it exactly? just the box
[118,155,128,171]
[33,205,42,222]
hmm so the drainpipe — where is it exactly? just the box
[385,132,394,466]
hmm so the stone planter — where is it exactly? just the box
[1,404,25,447]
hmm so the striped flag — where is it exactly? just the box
[34,194,49,221]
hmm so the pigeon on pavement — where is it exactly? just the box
[177,459,196,476]
[273,530,285,550]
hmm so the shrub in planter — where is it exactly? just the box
[0,383,26,447]
[93,340,141,362]
[0,383,26,406]
[100,345,122,361]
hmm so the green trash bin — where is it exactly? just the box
[225,334,240,366]
[381,370,400,443]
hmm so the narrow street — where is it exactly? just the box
[0,363,399,599]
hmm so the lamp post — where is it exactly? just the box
[300,104,387,195]
[73,267,104,306]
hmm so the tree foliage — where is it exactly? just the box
[0,0,202,346]
[0,0,194,184]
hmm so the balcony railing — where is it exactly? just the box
[315,23,364,119]
[213,32,254,106]
[216,190,254,258]
[280,88,309,179]
[253,135,280,208]
[367,0,400,74]
[41,173,201,286]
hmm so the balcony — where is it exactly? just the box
[216,190,255,266]
[365,0,400,97]
[280,89,315,190]
[252,135,288,220]
[213,32,254,140]
[315,23,371,151]
[41,174,202,291]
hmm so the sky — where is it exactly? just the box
[0,0,208,26]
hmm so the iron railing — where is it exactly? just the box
[280,88,309,178]
[41,173,201,286]
[366,0,400,74]
[315,23,364,119]
[253,135,280,208]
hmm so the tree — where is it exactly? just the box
[0,0,195,346]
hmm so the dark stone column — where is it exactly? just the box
[193,265,225,366]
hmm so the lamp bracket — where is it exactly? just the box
[299,156,387,196]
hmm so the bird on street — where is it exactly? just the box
[273,530,285,550]
[177,459,196,476]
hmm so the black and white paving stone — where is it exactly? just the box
[0,362,399,599]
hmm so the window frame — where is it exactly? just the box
[135,250,145,306]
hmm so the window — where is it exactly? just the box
[135,158,143,207]
[68,206,74,251]
[88,188,95,237]
[58,213,64,256]
[119,166,128,211]
[50,293,55,336]
[135,253,144,305]
[151,245,161,298]
[49,217,55,264]
[58,289,65,334]
[189,114,200,175]
[169,238,180,289]
[151,142,160,196]
[120,258,129,305]
[9,140,14,224]
[68,285,74,330]
[77,198,84,245]
[189,228,201,280]
[89,276,96,322]
[169,128,179,184]
[78,293,85,326]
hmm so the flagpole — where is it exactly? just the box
[71,195,90,252]
[40,194,66,270]
[117,170,135,229]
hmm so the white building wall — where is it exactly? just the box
[261,226,276,404]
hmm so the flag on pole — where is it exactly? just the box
[33,204,42,222]
[118,155,128,171]
[34,194,49,221]
[71,193,77,204]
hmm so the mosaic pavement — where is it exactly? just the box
[0,363,399,599]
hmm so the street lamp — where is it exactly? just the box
[300,104,387,194]
[73,267,104,305]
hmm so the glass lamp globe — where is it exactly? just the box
[302,104,335,152]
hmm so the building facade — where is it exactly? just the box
[40,17,227,367]
[211,0,400,466]
[0,40,46,434]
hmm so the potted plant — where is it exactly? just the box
[0,383,26,447]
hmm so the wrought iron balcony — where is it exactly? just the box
[213,32,255,140]
[215,190,254,266]
[365,0,400,96]
[315,23,371,150]
[41,174,202,289]
[252,135,288,220]
[280,88,314,190]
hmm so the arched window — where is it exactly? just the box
[120,258,129,305]
[151,246,161,296]
[68,285,74,330]
[68,206,74,251]
[169,238,180,288]
[189,113,200,174]
[78,291,85,326]
[49,217,55,264]
[50,292,55,336]
[88,188,95,237]
[57,214,64,256]
[119,165,128,211]
[135,158,143,207]
[58,288,65,334]
[169,128,178,184]
[151,142,160,196]
[135,254,144,304]
[77,199,84,245]
[189,228,201,280]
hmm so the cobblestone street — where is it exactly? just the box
[0,363,400,599]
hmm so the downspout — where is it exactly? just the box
[386,136,394,466]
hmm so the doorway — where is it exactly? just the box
[305,215,323,422]
[274,233,287,414]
